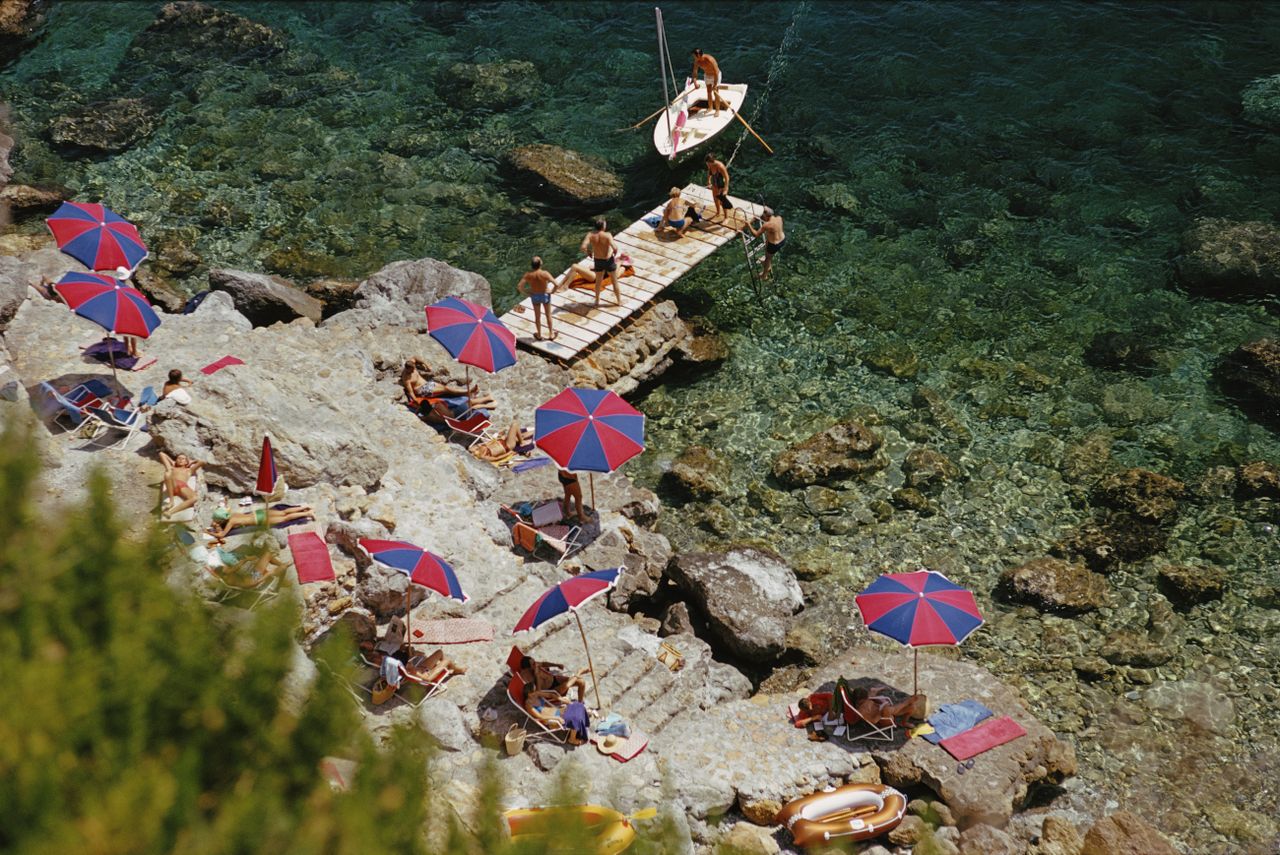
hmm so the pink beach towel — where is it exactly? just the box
[288,531,335,583]
[610,731,648,762]
[200,355,245,375]
[409,618,495,645]
[939,715,1027,761]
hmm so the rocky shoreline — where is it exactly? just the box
[0,238,1193,854]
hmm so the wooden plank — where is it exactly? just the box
[618,229,719,265]
[684,183,765,219]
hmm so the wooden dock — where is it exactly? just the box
[499,183,765,364]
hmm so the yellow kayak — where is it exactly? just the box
[504,804,654,854]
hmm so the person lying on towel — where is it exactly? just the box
[207,504,315,539]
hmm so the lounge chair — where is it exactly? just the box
[39,380,112,430]
[208,562,282,611]
[442,411,495,447]
[505,646,570,744]
[500,505,584,568]
[837,684,897,743]
[78,405,147,451]
[356,650,449,708]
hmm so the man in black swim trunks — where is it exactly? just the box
[747,207,786,279]
[705,154,735,225]
[580,219,621,309]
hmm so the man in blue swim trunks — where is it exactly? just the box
[516,255,557,341]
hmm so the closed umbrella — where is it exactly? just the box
[512,568,620,709]
[854,569,984,695]
[46,201,148,272]
[534,387,645,511]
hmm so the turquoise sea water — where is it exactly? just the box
[5,1,1280,849]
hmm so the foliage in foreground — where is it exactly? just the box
[0,419,689,854]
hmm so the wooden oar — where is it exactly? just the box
[734,111,774,154]
[817,803,881,824]
[616,105,667,132]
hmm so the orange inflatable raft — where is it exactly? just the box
[775,783,908,848]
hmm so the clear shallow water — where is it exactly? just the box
[5,1,1280,848]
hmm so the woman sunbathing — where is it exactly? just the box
[198,536,289,589]
[207,504,315,539]
[848,685,927,726]
[160,452,204,515]
[469,420,534,462]
[403,649,467,683]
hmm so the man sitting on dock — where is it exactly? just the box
[691,49,722,116]
[516,255,557,341]
[580,219,622,309]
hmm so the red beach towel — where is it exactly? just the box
[288,531,335,583]
[200,355,245,375]
[939,715,1027,761]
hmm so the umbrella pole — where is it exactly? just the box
[914,648,919,696]
[465,365,472,411]
[405,587,412,649]
[108,348,119,387]
[589,473,596,519]
[574,609,602,710]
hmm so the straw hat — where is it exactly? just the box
[596,734,625,755]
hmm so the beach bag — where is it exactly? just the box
[504,724,527,755]
[656,642,684,672]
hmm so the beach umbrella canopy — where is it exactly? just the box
[511,568,620,709]
[534,388,645,474]
[358,539,468,603]
[425,296,517,374]
[46,201,148,272]
[854,570,983,694]
[52,272,161,339]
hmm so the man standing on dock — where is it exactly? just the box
[516,255,557,341]
[580,220,621,309]
[705,154,735,224]
[691,49,722,116]
[747,207,786,279]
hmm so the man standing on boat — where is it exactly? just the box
[580,220,622,309]
[747,207,786,279]
[516,255,557,341]
[691,49,722,116]
[705,154,734,223]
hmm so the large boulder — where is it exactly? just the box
[46,98,158,152]
[0,182,70,218]
[1175,218,1280,301]
[329,257,491,331]
[667,547,804,660]
[771,420,888,488]
[1090,468,1185,524]
[208,268,323,326]
[1079,811,1177,855]
[1216,338,1280,427]
[1242,73,1280,130]
[0,255,33,332]
[996,557,1108,615]
[504,144,623,207]
[439,60,542,110]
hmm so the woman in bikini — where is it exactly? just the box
[660,187,691,237]
[469,420,534,462]
[160,452,205,515]
[558,469,587,524]
[207,504,315,539]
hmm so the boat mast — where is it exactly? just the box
[656,7,672,148]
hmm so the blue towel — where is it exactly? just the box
[924,699,994,743]
[643,214,662,228]
[511,456,552,473]
[563,701,590,742]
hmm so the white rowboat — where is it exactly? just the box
[652,80,748,159]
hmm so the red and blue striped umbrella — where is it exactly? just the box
[424,296,516,374]
[534,388,645,473]
[255,436,279,496]
[855,570,983,694]
[52,272,161,338]
[46,201,149,272]
[358,539,468,603]
[511,568,620,708]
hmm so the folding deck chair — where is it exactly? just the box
[78,405,146,451]
[442,411,495,447]
[39,380,113,430]
[836,683,898,743]
[500,505,584,568]
[357,649,450,708]
[505,646,570,744]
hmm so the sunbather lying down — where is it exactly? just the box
[849,685,927,726]
[402,357,496,415]
[470,420,534,462]
[519,655,588,704]
[207,505,314,539]
[197,536,289,588]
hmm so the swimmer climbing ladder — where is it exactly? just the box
[499,183,764,365]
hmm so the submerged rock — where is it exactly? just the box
[1090,468,1185,524]
[1236,460,1280,499]
[667,547,803,661]
[1215,338,1280,427]
[1176,218,1280,301]
[996,557,1107,615]
[1080,810,1178,855]
[0,182,68,217]
[902,446,961,490]
[208,268,323,326]
[46,98,157,152]
[0,0,47,66]
[503,143,623,207]
[1242,73,1280,130]
[440,60,542,110]
[1156,563,1227,607]
[1083,331,1158,373]
[771,419,887,488]
[1054,513,1169,570]
[663,444,731,502]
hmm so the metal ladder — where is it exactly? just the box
[740,205,768,299]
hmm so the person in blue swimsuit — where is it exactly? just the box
[660,187,691,237]
[516,255,557,341]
